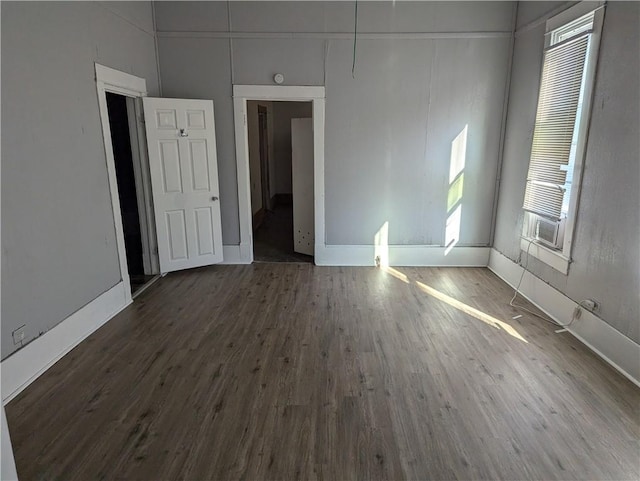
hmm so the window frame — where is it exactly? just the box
[521,1,605,275]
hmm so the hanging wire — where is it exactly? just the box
[352,0,358,78]
[509,238,578,332]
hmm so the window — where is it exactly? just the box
[521,2,605,274]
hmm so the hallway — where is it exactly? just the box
[254,204,313,263]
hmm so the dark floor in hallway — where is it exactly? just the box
[253,204,313,263]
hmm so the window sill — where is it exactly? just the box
[520,237,570,275]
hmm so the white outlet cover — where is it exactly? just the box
[12,325,25,344]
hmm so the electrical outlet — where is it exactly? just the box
[12,325,26,345]
[582,299,598,312]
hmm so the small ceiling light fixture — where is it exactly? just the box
[273,73,285,85]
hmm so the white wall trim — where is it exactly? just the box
[95,63,148,304]
[233,85,326,265]
[515,2,605,38]
[315,246,490,267]
[238,242,253,263]
[233,85,325,100]
[1,282,130,404]
[521,237,570,274]
[95,63,147,96]
[220,245,251,265]
[157,31,512,40]
[515,1,575,37]
[545,1,606,34]
[488,248,640,387]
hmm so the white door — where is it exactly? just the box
[291,118,314,256]
[143,98,223,273]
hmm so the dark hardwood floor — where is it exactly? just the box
[6,265,639,480]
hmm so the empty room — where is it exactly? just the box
[1,1,638,480]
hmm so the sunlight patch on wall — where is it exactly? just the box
[445,204,462,256]
[449,125,467,183]
[445,125,468,255]
[374,221,389,267]
[447,173,464,212]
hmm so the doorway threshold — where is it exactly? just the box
[252,259,314,265]
[131,274,161,299]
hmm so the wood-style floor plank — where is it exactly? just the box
[6,265,639,480]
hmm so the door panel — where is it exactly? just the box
[159,141,182,193]
[156,110,178,129]
[143,98,223,273]
[189,140,211,191]
[166,210,188,260]
[187,109,206,129]
[194,207,215,255]
[291,118,314,257]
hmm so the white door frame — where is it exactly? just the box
[125,97,159,277]
[95,63,154,303]
[232,85,326,264]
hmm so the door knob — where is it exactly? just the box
[179,129,188,137]
[211,196,219,201]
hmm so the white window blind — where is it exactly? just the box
[523,34,590,220]
[551,11,595,44]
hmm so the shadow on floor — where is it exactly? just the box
[254,204,313,263]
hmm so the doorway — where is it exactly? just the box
[247,100,314,263]
[105,92,159,296]
[232,85,326,265]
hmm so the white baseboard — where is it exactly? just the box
[221,244,252,264]
[221,243,489,267]
[488,248,640,387]
[1,282,130,404]
[314,245,490,267]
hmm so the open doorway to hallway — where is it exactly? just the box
[105,92,160,295]
[247,100,314,263]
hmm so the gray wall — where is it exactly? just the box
[272,102,313,195]
[493,1,640,343]
[1,1,160,359]
[155,1,515,246]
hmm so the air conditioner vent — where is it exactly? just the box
[535,217,562,249]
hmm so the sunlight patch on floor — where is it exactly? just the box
[381,266,527,343]
[415,280,528,343]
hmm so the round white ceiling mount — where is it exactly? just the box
[273,73,285,85]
